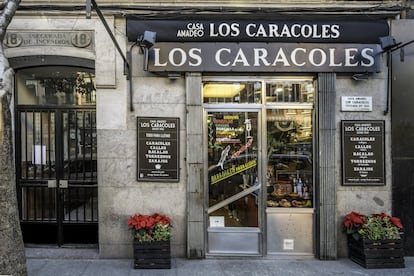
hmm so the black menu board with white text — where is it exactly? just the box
[137,117,180,182]
[341,120,385,186]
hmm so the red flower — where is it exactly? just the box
[343,211,404,240]
[371,213,403,229]
[343,211,365,230]
[127,213,172,242]
[389,216,403,229]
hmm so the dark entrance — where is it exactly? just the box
[15,66,98,245]
[391,21,414,256]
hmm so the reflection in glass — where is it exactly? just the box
[266,109,313,208]
[266,80,314,103]
[208,112,259,227]
[63,188,98,222]
[63,110,97,180]
[16,66,96,106]
[21,187,56,221]
[20,111,56,179]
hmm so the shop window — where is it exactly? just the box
[266,108,313,208]
[266,80,314,103]
[265,78,314,209]
[16,66,96,106]
[203,81,262,103]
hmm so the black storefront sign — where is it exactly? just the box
[341,120,385,186]
[137,117,180,182]
[127,19,388,43]
[148,42,381,73]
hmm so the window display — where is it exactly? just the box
[266,109,313,208]
[266,80,314,103]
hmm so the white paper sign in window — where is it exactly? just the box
[32,145,46,165]
[209,216,225,227]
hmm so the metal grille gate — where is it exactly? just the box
[17,108,98,245]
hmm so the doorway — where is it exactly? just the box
[207,111,261,255]
[15,66,98,245]
[203,77,315,256]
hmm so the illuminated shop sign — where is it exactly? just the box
[128,20,387,72]
[147,43,381,72]
[127,20,388,43]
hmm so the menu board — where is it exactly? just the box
[137,117,179,182]
[341,120,385,186]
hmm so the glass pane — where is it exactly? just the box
[20,111,56,179]
[16,66,96,106]
[63,110,97,180]
[203,81,262,103]
[266,109,313,208]
[208,112,259,227]
[266,80,314,103]
[63,187,98,222]
[21,186,56,221]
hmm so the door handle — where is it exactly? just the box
[59,180,68,189]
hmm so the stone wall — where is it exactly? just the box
[97,18,187,257]
[335,65,391,257]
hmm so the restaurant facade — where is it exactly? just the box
[4,0,413,259]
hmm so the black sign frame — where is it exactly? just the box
[127,19,389,43]
[341,120,385,186]
[137,117,180,182]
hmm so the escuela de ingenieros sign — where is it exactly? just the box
[127,20,389,73]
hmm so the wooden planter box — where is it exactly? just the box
[348,237,405,269]
[133,240,171,269]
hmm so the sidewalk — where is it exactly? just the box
[26,247,414,276]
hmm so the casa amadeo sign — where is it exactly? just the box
[127,20,388,73]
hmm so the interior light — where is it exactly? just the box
[203,83,245,98]
[285,110,297,115]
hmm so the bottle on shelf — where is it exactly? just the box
[303,179,309,199]
[292,177,297,193]
[297,178,303,197]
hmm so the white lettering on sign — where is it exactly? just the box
[176,23,205,37]
[148,43,380,72]
[176,22,341,39]
[342,121,385,185]
[210,23,240,37]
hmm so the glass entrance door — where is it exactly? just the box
[207,111,261,255]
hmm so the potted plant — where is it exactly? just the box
[343,212,405,269]
[127,213,172,269]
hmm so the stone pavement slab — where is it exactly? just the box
[25,248,414,276]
